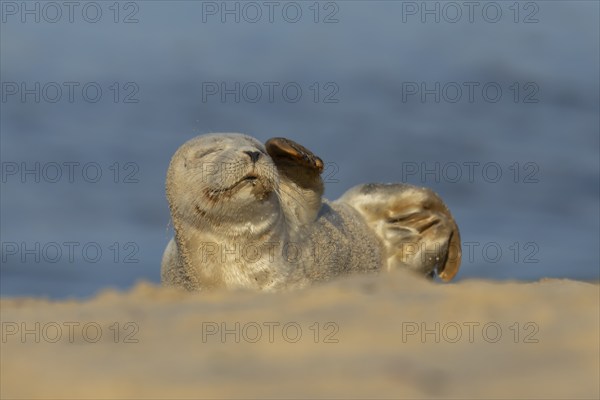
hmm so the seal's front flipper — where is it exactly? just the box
[266,137,324,174]
[338,183,461,281]
[265,137,324,225]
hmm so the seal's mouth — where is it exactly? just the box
[208,173,261,195]
[242,174,258,183]
[232,173,260,189]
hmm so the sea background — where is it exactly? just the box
[1,1,598,298]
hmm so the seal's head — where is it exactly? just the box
[166,134,279,232]
[166,133,325,237]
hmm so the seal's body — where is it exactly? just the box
[162,133,461,291]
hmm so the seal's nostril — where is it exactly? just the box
[244,151,261,164]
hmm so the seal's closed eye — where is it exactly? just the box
[265,137,324,173]
[195,148,221,159]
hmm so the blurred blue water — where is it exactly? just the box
[1,1,599,298]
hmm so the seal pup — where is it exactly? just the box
[162,133,461,291]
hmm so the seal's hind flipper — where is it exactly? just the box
[338,183,461,281]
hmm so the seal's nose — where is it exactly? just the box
[244,151,261,164]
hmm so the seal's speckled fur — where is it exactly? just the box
[162,133,461,291]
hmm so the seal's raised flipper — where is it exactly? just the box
[338,183,461,281]
[266,137,324,225]
[266,137,324,174]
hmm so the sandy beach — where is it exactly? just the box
[1,271,598,399]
